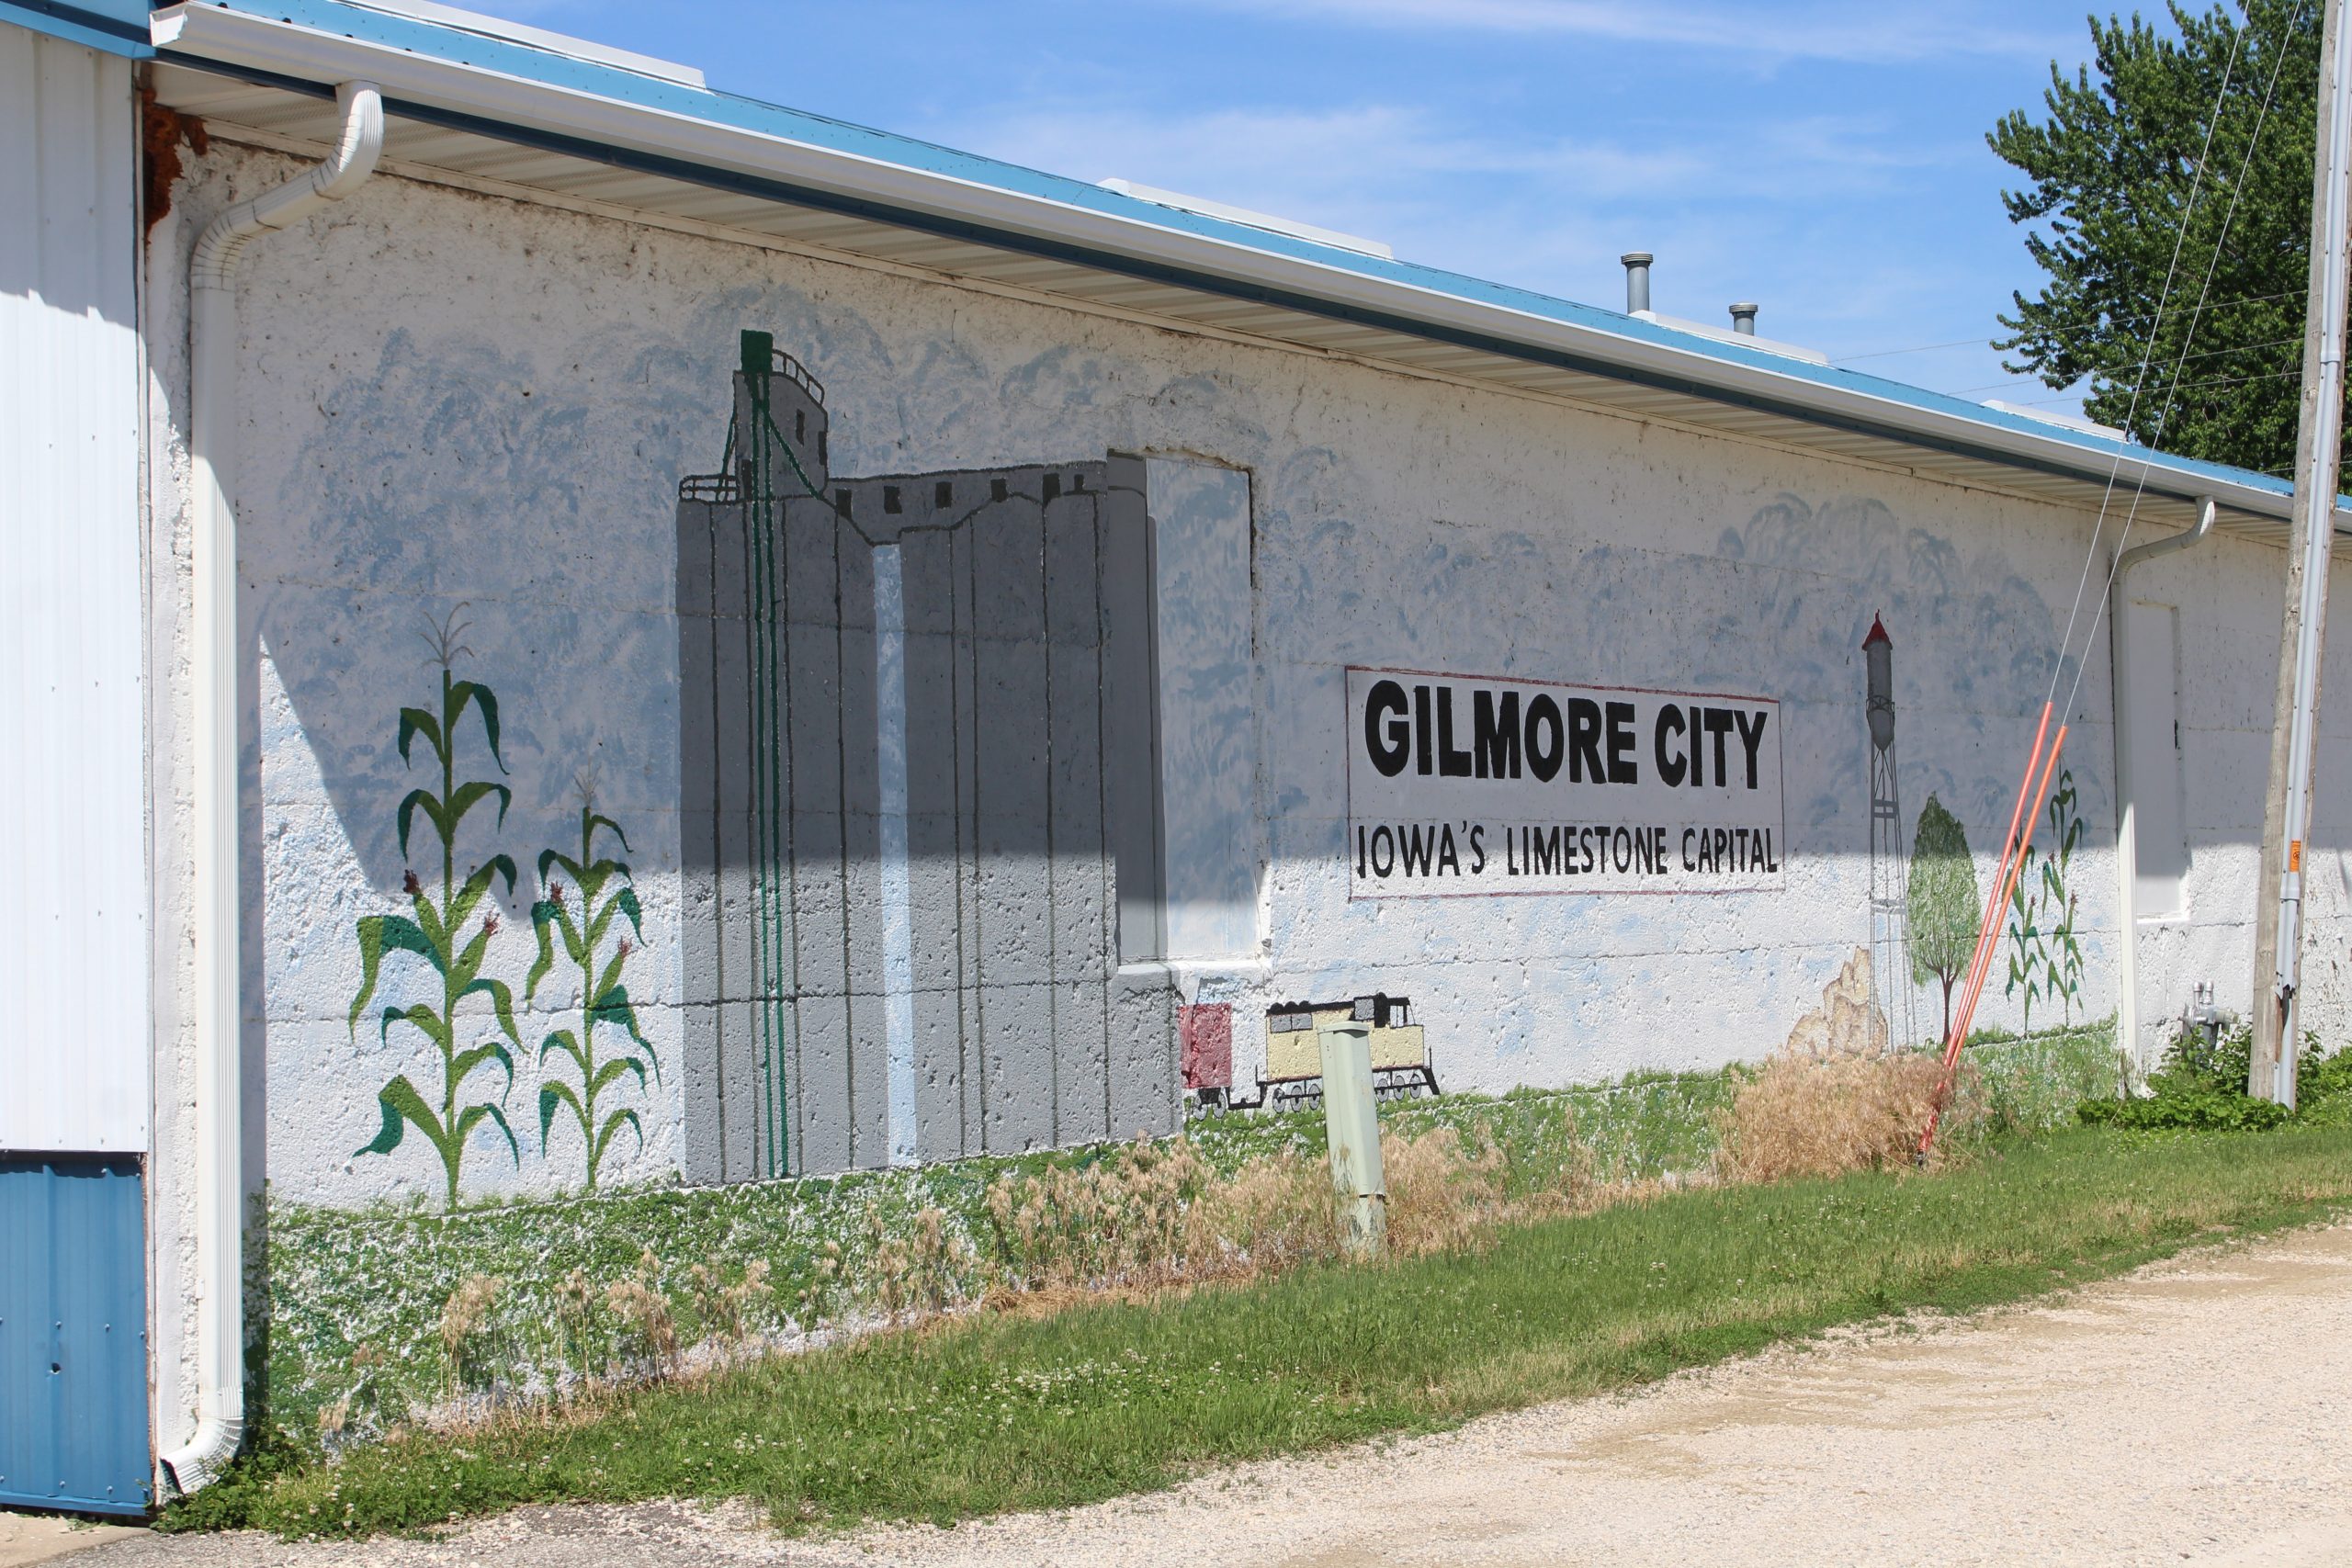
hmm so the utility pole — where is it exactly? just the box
[2253,0,2352,1107]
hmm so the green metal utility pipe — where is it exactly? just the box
[1318,1020,1387,1258]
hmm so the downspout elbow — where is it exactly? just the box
[2114,494,2220,579]
[167,79,380,1500]
[190,82,382,291]
[158,1416,243,1498]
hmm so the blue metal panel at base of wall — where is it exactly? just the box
[0,1157,151,1517]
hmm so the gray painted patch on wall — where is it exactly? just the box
[677,337,1178,1179]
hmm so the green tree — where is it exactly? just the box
[1989,1,2324,473]
[1907,795,1983,1043]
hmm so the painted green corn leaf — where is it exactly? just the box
[526,902,562,1003]
[588,1054,647,1097]
[399,782,513,861]
[449,855,518,932]
[357,1075,444,1156]
[445,780,514,838]
[396,787,439,862]
[536,1027,583,1071]
[589,986,655,1064]
[538,1079,583,1142]
[451,1039,515,1097]
[447,681,506,773]
[453,1100,519,1164]
[349,914,439,1033]
[593,944,629,1009]
[457,976,522,1046]
[590,1107,643,1165]
[381,1002,452,1053]
[396,705,444,767]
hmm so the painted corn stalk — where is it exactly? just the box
[2004,768,2086,1033]
[2035,770,2087,1025]
[527,772,656,1189]
[350,609,522,1208]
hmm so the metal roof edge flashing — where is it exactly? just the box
[151,0,2333,532]
[2,0,155,56]
[335,0,703,87]
[1631,308,1827,365]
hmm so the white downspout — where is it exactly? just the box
[2109,496,2217,1077]
[161,81,383,1498]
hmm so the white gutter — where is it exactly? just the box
[143,4,2332,534]
[2109,497,2219,1076]
[161,79,383,1498]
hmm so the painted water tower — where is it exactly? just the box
[1864,615,1916,1048]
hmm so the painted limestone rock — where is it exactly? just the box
[1781,947,1889,1060]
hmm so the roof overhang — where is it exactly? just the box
[145,0,2352,554]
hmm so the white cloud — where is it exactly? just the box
[956,99,1952,280]
[1185,0,2071,66]
[917,92,2027,396]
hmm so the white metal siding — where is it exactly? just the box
[0,24,147,1153]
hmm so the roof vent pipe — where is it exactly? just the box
[1621,252,1652,314]
[1730,302,1759,335]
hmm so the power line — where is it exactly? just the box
[2060,0,2311,725]
[1830,337,1990,365]
[1831,293,2311,378]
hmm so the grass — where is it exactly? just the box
[258,1068,1738,1441]
[183,1122,2352,1540]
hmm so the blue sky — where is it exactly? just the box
[515,0,2111,412]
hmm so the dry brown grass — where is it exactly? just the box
[688,1256,775,1346]
[868,1206,983,1319]
[437,1274,503,1394]
[969,1119,1590,1309]
[1714,1047,1984,1183]
[605,1249,680,1372]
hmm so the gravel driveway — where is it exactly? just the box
[69,1224,2352,1568]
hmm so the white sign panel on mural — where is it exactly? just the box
[1345,666,1785,898]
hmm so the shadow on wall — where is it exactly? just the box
[244,290,1235,1210]
[1716,494,2092,832]
[672,333,1178,1188]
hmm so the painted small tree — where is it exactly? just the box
[1906,795,1981,1044]
[350,610,522,1208]
[527,773,656,1190]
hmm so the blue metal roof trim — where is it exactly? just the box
[185,0,2300,507]
[2,0,154,56]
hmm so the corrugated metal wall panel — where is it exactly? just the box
[0,24,148,1154]
[0,1157,152,1516]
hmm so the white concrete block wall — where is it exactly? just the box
[137,136,2352,1331]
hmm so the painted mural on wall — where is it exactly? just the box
[1343,669,1785,897]
[1907,795,1981,1043]
[343,613,661,1207]
[526,773,656,1190]
[673,331,1177,1187]
[2007,769,2088,1030]
[346,613,523,1209]
[230,147,2137,1214]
